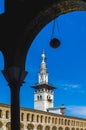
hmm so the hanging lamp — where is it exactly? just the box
[50,18,61,48]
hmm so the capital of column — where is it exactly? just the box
[2,66,28,88]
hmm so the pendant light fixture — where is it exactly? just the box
[50,18,61,49]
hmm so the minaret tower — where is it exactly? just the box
[32,50,55,111]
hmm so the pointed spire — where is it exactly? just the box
[40,49,47,74]
[41,49,46,63]
[38,49,48,84]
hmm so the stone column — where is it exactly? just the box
[2,66,27,130]
[2,124,6,130]
[24,125,28,130]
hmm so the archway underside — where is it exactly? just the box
[0,0,86,69]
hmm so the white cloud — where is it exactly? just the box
[60,83,86,94]
[66,106,86,118]
[61,84,80,89]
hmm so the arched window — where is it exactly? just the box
[55,118,57,124]
[21,113,24,121]
[40,116,43,123]
[45,117,47,123]
[6,110,9,119]
[27,113,30,121]
[37,115,39,122]
[61,119,63,125]
[65,119,67,125]
[0,110,2,118]
[40,95,42,100]
[68,120,70,125]
[59,118,61,125]
[31,114,34,122]
[52,117,54,123]
[48,117,51,123]
[37,96,40,100]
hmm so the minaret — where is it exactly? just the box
[32,50,56,111]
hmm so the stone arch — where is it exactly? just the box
[65,127,70,130]
[27,124,34,130]
[37,125,43,130]
[52,126,57,130]
[23,0,86,56]
[45,126,50,130]
[71,128,75,130]
[20,123,24,130]
[58,127,63,130]
[6,122,11,130]
[0,121,3,129]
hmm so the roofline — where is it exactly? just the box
[0,103,86,121]
[31,83,56,90]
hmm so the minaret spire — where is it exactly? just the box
[38,49,48,84]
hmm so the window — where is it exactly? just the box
[31,114,34,122]
[37,115,39,122]
[21,113,24,121]
[45,117,47,123]
[48,117,51,123]
[0,110,2,118]
[6,110,9,119]
[55,118,57,124]
[41,116,43,123]
[27,113,30,121]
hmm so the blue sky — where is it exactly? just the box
[0,0,4,14]
[0,7,86,119]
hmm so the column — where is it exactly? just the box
[2,124,6,130]
[2,66,27,130]
[24,125,28,130]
